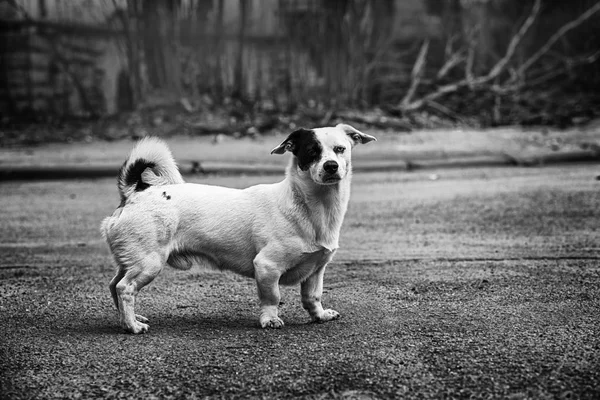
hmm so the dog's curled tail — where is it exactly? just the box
[117,137,184,202]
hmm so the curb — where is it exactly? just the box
[510,150,600,166]
[405,154,515,170]
[1,151,599,181]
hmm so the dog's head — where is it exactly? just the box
[271,124,376,185]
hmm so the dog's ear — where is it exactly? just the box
[337,124,377,145]
[270,128,312,155]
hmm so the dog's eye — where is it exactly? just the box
[333,146,346,154]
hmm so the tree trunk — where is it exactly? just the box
[233,0,248,99]
[125,0,141,109]
[213,0,225,101]
[142,0,181,95]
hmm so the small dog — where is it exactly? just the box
[101,124,376,333]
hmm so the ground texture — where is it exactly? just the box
[1,165,599,399]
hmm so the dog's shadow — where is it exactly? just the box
[66,312,312,337]
[151,313,259,333]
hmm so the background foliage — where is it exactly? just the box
[1,0,599,132]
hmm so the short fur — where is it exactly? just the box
[101,124,376,333]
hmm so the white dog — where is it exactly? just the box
[101,124,376,333]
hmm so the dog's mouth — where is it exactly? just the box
[321,174,342,184]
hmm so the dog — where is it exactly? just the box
[101,124,376,333]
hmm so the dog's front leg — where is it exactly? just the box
[301,265,340,323]
[254,254,284,329]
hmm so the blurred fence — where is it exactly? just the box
[1,0,599,125]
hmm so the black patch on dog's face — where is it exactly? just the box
[285,129,322,171]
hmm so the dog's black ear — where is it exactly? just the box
[270,128,313,155]
[337,124,377,145]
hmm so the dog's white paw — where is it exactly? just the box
[313,309,340,323]
[135,314,149,323]
[123,320,149,334]
[260,316,285,329]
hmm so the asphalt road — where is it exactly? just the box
[1,165,599,399]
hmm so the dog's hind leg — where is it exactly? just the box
[109,268,125,310]
[109,267,149,323]
[115,252,164,334]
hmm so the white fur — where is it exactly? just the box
[101,124,376,333]
[117,136,184,201]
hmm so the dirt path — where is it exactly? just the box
[1,166,599,398]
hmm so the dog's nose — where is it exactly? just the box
[323,161,339,174]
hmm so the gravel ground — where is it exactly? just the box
[1,165,599,399]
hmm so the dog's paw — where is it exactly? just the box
[313,309,340,323]
[260,316,285,329]
[123,320,149,334]
[135,314,149,323]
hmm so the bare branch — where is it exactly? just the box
[427,100,464,123]
[487,0,541,79]
[5,0,33,20]
[400,39,429,107]
[399,0,542,112]
[401,76,476,111]
[444,34,459,59]
[568,49,600,67]
[437,51,464,80]
[518,1,600,75]
[463,24,478,86]
[490,49,600,94]
[465,46,475,85]
[410,40,430,80]
[528,50,600,87]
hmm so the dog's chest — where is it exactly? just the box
[280,247,335,285]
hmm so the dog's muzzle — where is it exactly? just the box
[321,160,342,183]
[323,161,338,174]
